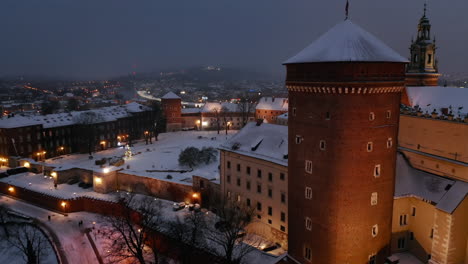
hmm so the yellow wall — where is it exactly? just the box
[399,115,468,164]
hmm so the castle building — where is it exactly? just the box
[255,97,289,124]
[406,4,440,87]
[284,19,408,264]
[161,92,183,132]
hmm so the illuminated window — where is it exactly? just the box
[237,195,241,202]
[371,192,378,206]
[386,110,392,119]
[305,160,313,174]
[372,224,378,237]
[319,140,326,151]
[305,187,313,200]
[367,142,373,152]
[227,191,231,198]
[305,217,312,231]
[369,112,375,121]
[387,138,393,148]
[295,135,303,144]
[374,165,381,178]
[304,246,312,261]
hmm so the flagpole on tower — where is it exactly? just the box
[345,0,350,20]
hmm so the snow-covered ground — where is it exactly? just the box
[44,130,236,186]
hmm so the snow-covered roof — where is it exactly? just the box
[277,113,288,120]
[0,103,150,129]
[220,122,288,166]
[256,97,288,111]
[181,108,201,114]
[161,92,181,100]
[201,102,240,113]
[395,153,468,214]
[405,87,468,115]
[284,20,408,64]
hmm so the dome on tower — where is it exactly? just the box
[284,20,408,64]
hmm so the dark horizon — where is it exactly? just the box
[1,0,467,80]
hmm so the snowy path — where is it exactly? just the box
[0,195,101,264]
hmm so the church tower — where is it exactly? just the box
[285,19,408,264]
[406,3,440,86]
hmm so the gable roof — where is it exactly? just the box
[161,92,181,99]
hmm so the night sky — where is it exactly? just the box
[0,0,466,79]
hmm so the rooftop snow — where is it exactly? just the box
[161,91,181,99]
[395,153,468,214]
[256,97,288,111]
[202,102,242,113]
[220,122,288,166]
[405,86,468,115]
[284,20,408,64]
[181,108,202,114]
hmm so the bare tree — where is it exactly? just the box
[206,198,258,264]
[100,194,163,264]
[212,107,221,134]
[7,223,50,264]
[0,204,10,237]
[166,211,208,264]
[220,106,231,135]
[237,94,258,127]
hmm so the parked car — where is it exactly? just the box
[173,202,186,211]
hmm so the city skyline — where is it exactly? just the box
[1,0,467,80]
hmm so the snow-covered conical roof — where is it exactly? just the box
[284,20,408,64]
[161,92,181,99]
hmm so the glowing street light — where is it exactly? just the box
[8,186,14,192]
[95,177,102,184]
[24,161,30,168]
[61,201,67,208]
[103,168,110,174]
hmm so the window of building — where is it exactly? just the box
[246,166,251,175]
[430,228,434,239]
[257,202,262,211]
[386,110,392,119]
[319,140,326,151]
[246,198,251,207]
[305,160,313,174]
[281,193,286,204]
[257,215,261,219]
[268,219,272,224]
[227,191,231,198]
[268,207,272,216]
[369,112,375,121]
[268,173,273,182]
[257,184,262,194]
[268,188,273,198]
[227,161,231,169]
[304,246,312,261]
[374,165,381,178]
[397,237,406,249]
[281,212,286,222]
[237,164,241,172]
[295,135,303,144]
[227,175,231,183]
[399,215,408,226]
[387,138,393,148]
[292,107,297,116]
[305,187,313,200]
[325,111,331,120]
[411,207,416,216]
[372,225,378,237]
[257,169,262,178]
[280,173,285,181]
[410,232,414,240]
[305,217,312,231]
[246,181,251,190]
[237,178,241,187]
[237,195,241,202]
[367,142,373,152]
[280,225,286,232]
[427,54,432,64]
[371,192,378,206]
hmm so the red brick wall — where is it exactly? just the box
[162,98,182,124]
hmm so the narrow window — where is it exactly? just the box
[257,169,262,178]
[387,138,393,148]
[280,173,285,181]
[268,206,272,216]
[305,160,313,174]
[236,178,241,187]
[281,212,286,222]
[246,198,251,207]
[411,207,416,216]
[386,110,392,119]
[430,228,434,239]
[369,112,375,121]
[237,195,241,202]
[227,161,231,169]
[372,224,378,237]
[246,166,251,175]
[281,193,286,204]
[246,181,251,190]
[371,192,378,206]
[397,237,406,249]
[227,175,231,183]
[319,140,326,151]
[268,188,273,198]
[295,135,303,144]
[257,184,262,194]
[305,217,312,231]
[292,107,297,116]
[325,111,331,120]
[305,187,313,200]
[257,202,262,211]
[374,165,381,178]
[268,173,273,182]
[304,246,312,261]
[427,54,432,64]
[237,164,241,172]
[367,142,373,152]
[280,225,286,232]
[410,232,414,240]
[227,191,231,198]
[399,214,408,226]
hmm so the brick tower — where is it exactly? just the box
[406,3,440,86]
[161,92,182,132]
[284,20,408,264]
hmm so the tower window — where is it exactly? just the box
[281,212,286,222]
[372,225,378,237]
[305,217,312,231]
[305,187,313,200]
[427,54,432,64]
[325,112,331,120]
[305,160,313,174]
[292,107,297,116]
[430,228,434,239]
[371,192,378,206]
[413,54,418,63]
[246,181,251,190]
[268,188,272,198]
[237,195,241,202]
[369,112,375,121]
[304,246,312,261]
[295,135,303,144]
[367,142,373,152]
[374,165,381,178]
[386,110,392,119]
[319,140,326,151]
[387,138,393,148]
